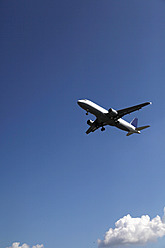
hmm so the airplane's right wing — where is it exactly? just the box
[116,102,152,118]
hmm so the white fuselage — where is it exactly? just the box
[77,99,140,134]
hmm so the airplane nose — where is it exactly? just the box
[77,100,83,106]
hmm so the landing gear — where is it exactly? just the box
[101,127,105,132]
[86,112,88,115]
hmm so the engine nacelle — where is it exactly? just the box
[87,120,94,126]
[108,108,118,116]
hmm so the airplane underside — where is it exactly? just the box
[77,99,151,135]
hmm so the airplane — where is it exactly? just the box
[77,99,152,136]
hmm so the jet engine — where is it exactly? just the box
[87,120,94,126]
[108,108,118,116]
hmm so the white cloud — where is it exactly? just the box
[98,208,165,247]
[32,245,44,248]
[7,243,44,248]
[162,207,165,224]
[7,243,29,248]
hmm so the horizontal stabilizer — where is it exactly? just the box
[126,125,150,136]
[126,132,134,136]
[136,125,150,131]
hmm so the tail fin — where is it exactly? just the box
[130,118,138,128]
[136,125,150,131]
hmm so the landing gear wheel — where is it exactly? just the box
[86,112,88,115]
[101,127,105,132]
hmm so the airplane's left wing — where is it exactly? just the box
[86,119,100,134]
[116,102,152,118]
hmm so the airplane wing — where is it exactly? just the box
[86,119,100,134]
[116,102,151,119]
[136,125,150,131]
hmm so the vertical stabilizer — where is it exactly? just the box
[130,118,138,128]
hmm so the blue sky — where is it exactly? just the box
[0,0,165,247]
